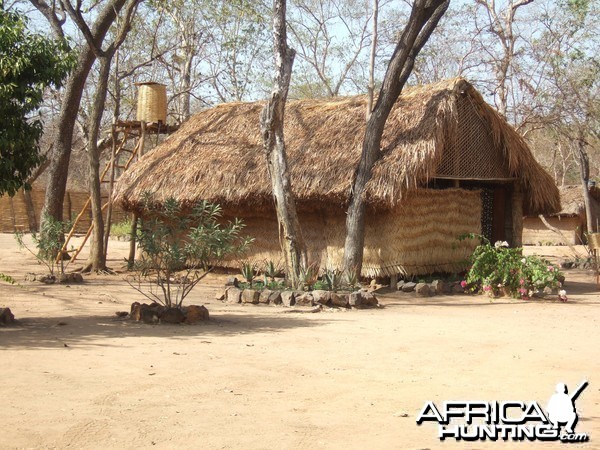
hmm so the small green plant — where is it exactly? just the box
[128,195,252,309]
[15,213,72,279]
[342,267,360,290]
[263,259,283,282]
[0,273,16,285]
[110,219,133,240]
[459,234,564,299]
[323,268,342,292]
[298,261,319,290]
[240,261,257,288]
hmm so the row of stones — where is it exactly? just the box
[397,280,465,297]
[218,287,379,309]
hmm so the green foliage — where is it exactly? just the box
[262,259,282,282]
[298,262,319,291]
[0,10,74,196]
[129,195,252,308]
[323,268,342,292]
[342,267,360,290]
[110,219,133,239]
[15,213,72,278]
[0,272,16,284]
[240,261,257,287]
[460,234,564,298]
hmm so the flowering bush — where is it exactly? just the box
[460,234,564,299]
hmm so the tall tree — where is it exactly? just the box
[0,8,73,196]
[29,0,135,237]
[67,0,141,272]
[260,0,307,288]
[343,0,449,277]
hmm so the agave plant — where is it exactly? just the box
[263,259,282,282]
[343,267,360,290]
[240,261,257,288]
[298,262,319,291]
[323,268,342,292]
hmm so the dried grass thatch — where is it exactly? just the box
[554,185,599,217]
[114,78,560,215]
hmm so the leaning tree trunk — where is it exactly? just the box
[343,0,449,278]
[260,0,307,288]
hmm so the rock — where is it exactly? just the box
[185,305,209,323]
[215,290,225,301]
[59,273,84,283]
[25,273,37,282]
[241,289,260,304]
[130,302,142,321]
[362,291,378,307]
[140,305,159,324]
[259,289,272,304]
[330,293,349,308]
[0,308,15,325]
[350,291,378,308]
[268,291,282,305]
[452,282,464,294]
[295,293,314,306]
[225,287,242,304]
[401,282,416,293]
[349,292,362,307]
[396,280,405,291]
[225,276,239,287]
[311,290,331,306]
[280,291,296,307]
[160,307,185,324]
[431,280,447,295]
[415,283,431,297]
[39,275,56,284]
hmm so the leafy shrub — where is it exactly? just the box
[128,196,252,308]
[461,234,563,299]
[15,213,72,278]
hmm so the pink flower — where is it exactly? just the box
[483,285,492,292]
[519,279,525,285]
[519,288,528,295]
[558,289,568,302]
[460,280,467,288]
[548,266,554,272]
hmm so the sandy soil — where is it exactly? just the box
[0,234,598,450]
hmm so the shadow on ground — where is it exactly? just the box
[0,312,331,349]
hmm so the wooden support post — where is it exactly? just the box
[511,184,523,248]
[139,121,146,158]
[127,212,138,269]
[390,273,398,290]
[103,124,117,259]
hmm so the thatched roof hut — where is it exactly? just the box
[523,185,599,245]
[115,78,560,277]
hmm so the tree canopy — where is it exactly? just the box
[0,8,73,196]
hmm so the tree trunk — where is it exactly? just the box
[39,0,130,239]
[261,0,307,288]
[576,131,594,233]
[343,0,449,277]
[366,0,378,120]
[85,53,117,272]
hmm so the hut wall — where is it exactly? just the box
[522,216,582,245]
[222,188,482,277]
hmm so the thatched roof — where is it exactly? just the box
[553,185,600,217]
[114,78,560,215]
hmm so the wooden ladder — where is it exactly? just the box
[58,126,145,263]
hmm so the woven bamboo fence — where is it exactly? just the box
[0,189,128,234]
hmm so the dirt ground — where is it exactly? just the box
[0,234,598,450]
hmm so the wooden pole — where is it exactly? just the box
[127,211,138,269]
[103,124,117,259]
[511,184,523,247]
